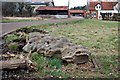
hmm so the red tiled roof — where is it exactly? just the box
[102,2,117,10]
[89,2,100,10]
[36,6,68,11]
[89,2,117,10]
[70,10,84,13]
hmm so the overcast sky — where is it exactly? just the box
[53,0,87,8]
[1,0,88,8]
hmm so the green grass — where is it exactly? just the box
[48,58,62,69]
[0,19,36,23]
[96,55,118,77]
[8,42,18,51]
[29,19,118,78]
[31,52,69,78]
[5,34,19,43]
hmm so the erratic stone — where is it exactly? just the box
[23,32,90,64]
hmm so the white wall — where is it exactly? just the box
[55,15,68,18]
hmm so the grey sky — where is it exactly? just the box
[0,0,88,8]
[53,0,87,8]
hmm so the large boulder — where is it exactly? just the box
[23,32,90,64]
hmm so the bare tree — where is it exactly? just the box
[2,2,16,17]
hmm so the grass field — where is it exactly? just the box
[30,19,118,78]
[0,19,35,23]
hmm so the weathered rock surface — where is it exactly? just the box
[23,32,90,64]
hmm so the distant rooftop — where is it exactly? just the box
[70,10,84,13]
[89,1,117,10]
[36,6,68,11]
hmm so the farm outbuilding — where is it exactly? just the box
[36,6,68,15]
[36,6,69,18]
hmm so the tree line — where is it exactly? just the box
[70,6,87,10]
[2,2,35,17]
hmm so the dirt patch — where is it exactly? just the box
[2,17,42,20]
